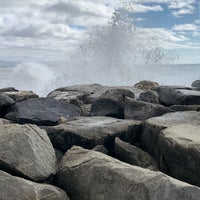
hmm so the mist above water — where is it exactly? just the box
[8,8,178,96]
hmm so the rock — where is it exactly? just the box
[158,124,200,186]
[56,146,200,200]
[134,80,159,91]
[0,124,57,181]
[55,148,64,163]
[139,90,159,104]
[124,97,173,121]
[141,111,200,186]
[0,87,18,92]
[170,105,200,111]
[0,170,69,200]
[0,118,12,124]
[5,97,80,126]
[45,116,142,153]
[90,88,135,119]
[0,93,14,117]
[3,90,39,102]
[155,86,200,106]
[92,145,109,155]
[192,80,200,88]
[114,137,158,170]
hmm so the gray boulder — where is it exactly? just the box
[134,80,159,91]
[92,145,109,155]
[0,93,14,117]
[0,170,69,200]
[141,111,200,186]
[5,97,80,125]
[0,124,56,181]
[56,146,200,200]
[124,97,172,121]
[170,105,200,111]
[155,86,200,106]
[90,88,135,119]
[45,116,142,153]
[114,137,158,170]
[192,80,200,88]
[139,90,159,104]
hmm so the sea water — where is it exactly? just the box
[0,61,199,96]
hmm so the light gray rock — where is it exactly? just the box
[141,111,200,186]
[124,97,173,121]
[134,80,159,91]
[45,116,142,153]
[56,146,200,200]
[155,86,200,106]
[0,118,12,124]
[0,170,69,200]
[114,137,158,170]
[0,124,57,181]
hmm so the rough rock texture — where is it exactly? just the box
[155,86,200,106]
[124,97,172,121]
[5,97,80,125]
[134,80,159,91]
[139,90,159,104]
[0,124,57,181]
[192,80,200,88]
[90,88,135,119]
[45,116,142,153]
[92,145,109,155]
[56,146,200,200]
[170,105,200,111]
[141,111,200,186]
[114,137,158,170]
[0,118,12,124]
[0,170,69,200]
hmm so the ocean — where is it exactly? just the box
[0,61,199,97]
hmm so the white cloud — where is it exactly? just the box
[125,4,163,13]
[172,23,198,31]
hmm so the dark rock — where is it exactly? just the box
[134,80,159,91]
[55,148,64,163]
[0,94,14,117]
[155,86,200,106]
[92,145,109,154]
[170,105,200,111]
[5,97,80,126]
[139,90,159,104]
[56,146,200,200]
[114,137,158,170]
[0,170,69,200]
[45,116,142,153]
[192,80,200,88]
[90,88,135,119]
[124,97,173,121]
[0,124,57,181]
[141,111,200,186]
[0,87,18,92]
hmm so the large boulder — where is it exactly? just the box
[90,88,135,119]
[0,170,69,200]
[56,146,200,200]
[124,97,172,121]
[170,105,200,111]
[0,124,57,181]
[5,97,80,126]
[155,86,200,106]
[45,116,142,153]
[0,93,14,117]
[139,90,159,104]
[192,80,200,88]
[114,137,158,170]
[141,111,200,186]
[134,80,159,91]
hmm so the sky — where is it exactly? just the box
[0,0,199,64]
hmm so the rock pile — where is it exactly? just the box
[0,80,200,199]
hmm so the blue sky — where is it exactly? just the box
[0,0,199,64]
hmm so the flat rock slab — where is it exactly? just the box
[56,146,200,200]
[0,124,56,181]
[141,111,200,186]
[155,86,200,106]
[0,170,69,200]
[45,116,142,153]
[124,97,172,121]
[114,137,158,170]
[5,97,80,125]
